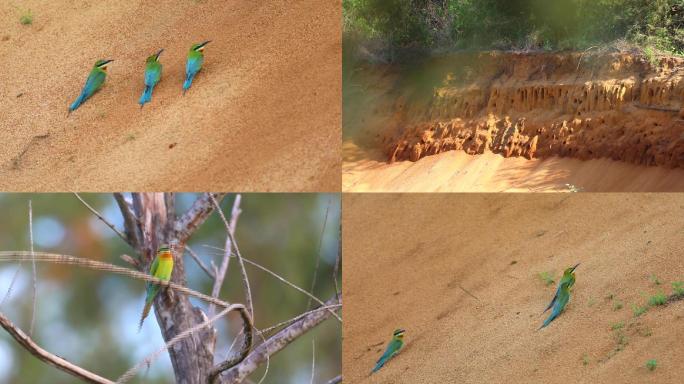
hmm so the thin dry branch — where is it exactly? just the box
[0,252,237,310]
[116,303,251,384]
[28,201,37,337]
[175,193,226,244]
[217,295,341,384]
[210,195,253,320]
[113,193,140,249]
[307,198,332,310]
[325,375,342,384]
[0,311,114,384]
[202,246,342,322]
[185,245,215,279]
[74,193,129,245]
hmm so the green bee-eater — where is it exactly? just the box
[540,263,579,329]
[139,49,164,108]
[371,329,405,374]
[183,41,211,94]
[68,59,113,115]
[139,245,174,329]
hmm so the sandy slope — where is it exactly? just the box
[0,0,340,191]
[343,194,684,383]
[343,142,684,192]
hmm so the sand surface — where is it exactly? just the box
[343,142,684,192]
[0,0,340,191]
[343,193,684,383]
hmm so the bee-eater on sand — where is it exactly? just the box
[183,41,211,94]
[371,329,405,374]
[540,263,579,330]
[139,245,174,330]
[139,49,164,108]
[68,59,113,115]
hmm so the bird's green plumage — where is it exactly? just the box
[540,264,578,329]
[139,246,174,329]
[139,49,163,107]
[371,329,405,373]
[68,59,113,114]
[183,41,210,93]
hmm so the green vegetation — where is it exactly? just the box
[672,281,684,296]
[344,0,684,61]
[646,359,658,371]
[610,321,624,331]
[613,300,623,311]
[631,304,648,317]
[649,274,661,286]
[19,9,32,25]
[648,292,668,306]
[614,331,628,351]
[582,353,590,366]
[538,271,555,286]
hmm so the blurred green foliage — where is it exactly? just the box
[344,0,684,59]
[0,193,340,384]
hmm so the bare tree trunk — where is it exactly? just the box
[129,193,219,384]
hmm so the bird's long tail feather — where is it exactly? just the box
[69,93,86,113]
[183,73,196,94]
[139,85,154,106]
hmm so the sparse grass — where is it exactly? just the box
[613,301,623,311]
[582,353,589,366]
[19,9,33,25]
[587,297,596,307]
[605,293,614,300]
[631,304,648,317]
[646,359,657,371]
[648,292,667,306]
[610,321,624,331]
[538,271,555,286]
[672,281,684,297]
[640,327,652,337]
[649,274,661,286]
[126,134,136,141]
[614,331,628,351]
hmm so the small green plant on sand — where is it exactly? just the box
[538,271,555,286]
[648,292,667,306]
[646,359,657,371]
[19,9,33,25]
[672,281,684,296]
[649,274,661,286]
[613,300,623,311]
[631,304,647,317]
[582,353,590,366]
[611,321,624,331]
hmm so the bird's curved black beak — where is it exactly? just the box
[155,49,164,59]
[101,59,114,66]
[198,40,211,49]
[570,263,580,272]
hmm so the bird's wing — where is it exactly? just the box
[186,55,203,76]
[144,64,162,86]
[542,283,561,313]
[83,70,106,95]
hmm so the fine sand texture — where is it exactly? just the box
[343,142,684,192]
[343,194,684,383]
[0,0,340,191]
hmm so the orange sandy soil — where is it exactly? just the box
[0,0,340,191]
[343,193,684,383]
[343,142,684,192]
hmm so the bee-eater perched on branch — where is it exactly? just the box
[139,245,174,330]
[68,59,113,115]
[139,49,164,108]
[371,329,405,374]
[183,41,211,94]
[539,263,579,330]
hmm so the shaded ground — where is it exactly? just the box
[343,193,684,383]
[343,142,684,192]
[0,0,340,191]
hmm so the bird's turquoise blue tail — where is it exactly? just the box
[139,85,155,106]
[183,74,195,94]
[69,93,87,113]
[371,354,390,373]
[539,307,560,330]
